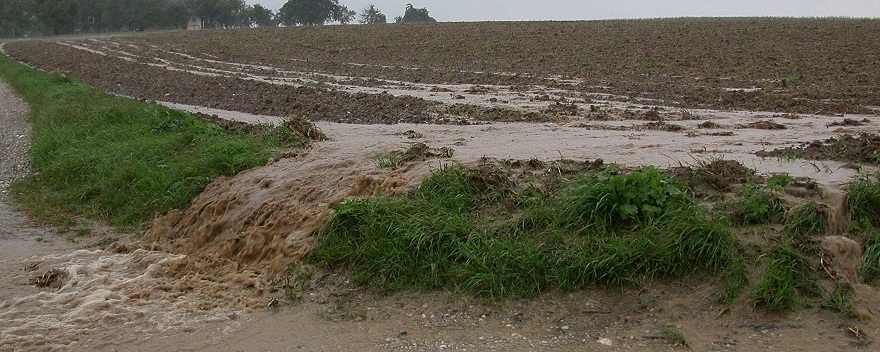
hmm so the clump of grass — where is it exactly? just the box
[312,165,734,297]
[860,228,880,284]
[822,284,857,318]
[660,324,688,346]
[847,172,880,229]
[312,164,509,293]
[726,183,785,225]
[719,254,748,304]
[549,166,692,232]
[784,202,827,239]
[375,152,405,169]
[766,173,794,190]
[750,246,817,311]
[690,158,756,191]
[1,57,293,227]
[847,174,880,283]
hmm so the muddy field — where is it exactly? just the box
[4,19,880,125]
[2,18,880,351]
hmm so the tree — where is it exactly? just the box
[76,0,100,32]
[216,0,245,28]
[162,0,191,29]
[2,0,192,36]
[127,0,173,31]
[34,0,77,35]
[0,0,39,37]
[188,0,244,29]
[358,4,385,24]
[278,0,350,26]
[331,4,355,24]
[249,4,275,27]
[399,3,435,23]
[95,0,186,32]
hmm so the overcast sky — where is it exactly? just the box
[253,1,880,22]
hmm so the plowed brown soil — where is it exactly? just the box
[9,19,880,117]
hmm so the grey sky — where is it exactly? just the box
[253,1,880,22]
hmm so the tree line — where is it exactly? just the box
[0,0,437,38]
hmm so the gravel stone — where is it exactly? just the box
[0,80,31,200]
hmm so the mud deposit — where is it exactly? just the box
[2,19,880,351]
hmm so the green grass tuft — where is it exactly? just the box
[719,254,748,304]
[784,202,827,239]
[660,324,688,346]
[847,172,880,229]
[375,152,405,169]
[822,284,857,318]
[727,183,785,226]
[766,173,795,190]
[860,228,880,284]
[1,57,296,227]
[750,245,817,311]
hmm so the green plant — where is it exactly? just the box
[750,246,817,311]
[719,254,748,304]
[822,284,857,318]
[784,202,826,240]
[727,183,785,225]
[861,228,880,284]
[780,149,799,161]
[375,152,404,169]
[767,173,795,190]
[312,165,734,298]
[551,166,693,232]
[661,324,688,346]
[847,172,880,228]
[74,226,92,237]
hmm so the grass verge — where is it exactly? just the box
[0,57,301,227]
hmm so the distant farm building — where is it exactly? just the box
[187,17,203,30]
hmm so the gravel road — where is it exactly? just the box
[0,80,30,200]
